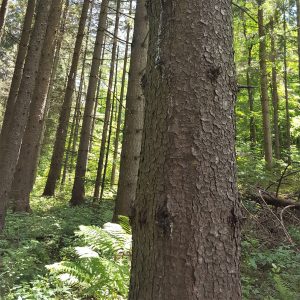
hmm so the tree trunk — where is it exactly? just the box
[0,0,52,230]
[43,0,91,196]
[257,0,273,169]
[113,0,148,219]
[270,18,280,160]
[0,0,8,43]
[93,0,121,200]
[70,0,109,205]
[1,0,36,138]
[283,6,291,163]
[128,0,241,299]
[296,0,300,84]
[11,0,64,212]
[100,50,119,201]
[110,6,131,188]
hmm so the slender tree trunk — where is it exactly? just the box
[113,0,148,219]
[283,6,291,162]
[11,0,64,212]
[0,0,8,43]
[43,0,91,196]
[0,0,52,230]
[89,37,106,153]
[270,18,280,160]
[129,1,241,298]
[70,0,109,205]
[100,50,119,201]
[93,0,121,200]
[1,0,36,136]
[257,0,273,169]
[110,7,131,188]
[296,0,300,84]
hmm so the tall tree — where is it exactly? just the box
[0,0,52,230]
[129,0,241,299]
[110,3,132,188]
[283,2,291,162]
[1,0,36,138]
[93,0,121,200]
[257,0,273,169]
[70,0,109,205]
[43,0,91,196]
[113,0,148,219]
[270,17,280,159]
[10,0,64,212]
[0,0,8,43]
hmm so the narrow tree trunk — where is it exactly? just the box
[257,0,273,169]
[110,7,131,188]
[296,0,300,84]
[1,0,36,136]
[283,6,291,162]
[43,0,91,196]
[0,0,52,230]
[113,0,148,219]
[129,0,241,298]
[270,18,280,160]
[0,0,8,43]
[70,0,109,205]
[89,37,107,153]
[100,51,119,201]
[11,0,64,212]
[93,0,121,200]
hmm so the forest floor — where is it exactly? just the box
[0,183,300,299]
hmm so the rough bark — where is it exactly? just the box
[1,0,36,139]
[0,0,8,43]
[270,18,280,160]
[128,1,241,299]
[257,0,273,169]
[43,0,91,196]
[283,7,291,163]
[113,0,148,219]
[110,8,131,188]
[93,0,121,200]
[0,0,52,230]
[70,0,109,205]
[11,0,64,212]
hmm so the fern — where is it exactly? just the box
[47,222,131,299]
[273,274,297,300]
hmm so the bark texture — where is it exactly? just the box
[43,0,91,196]
[1,0,36,141]
[11,0,64,212]
[129,1,241,299]
[0,0,8,43]
[257,0,273,169]
[0,0,52,230]
[113,0,148,218]
[70,0,109,205]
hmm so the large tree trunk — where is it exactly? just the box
[1,0,36,137]
[43,0,91,196]
[129,1,241,299]
[0,0,8,43]
[110,5,131,188]
[11,0,64,212]
[270,18,280,160]
[0,0,52,230]
[113,0,148,219]
[257,0,273,169]
[70,0,109,205]
[93,0,121,200]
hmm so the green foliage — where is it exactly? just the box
[47,221,131,299]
